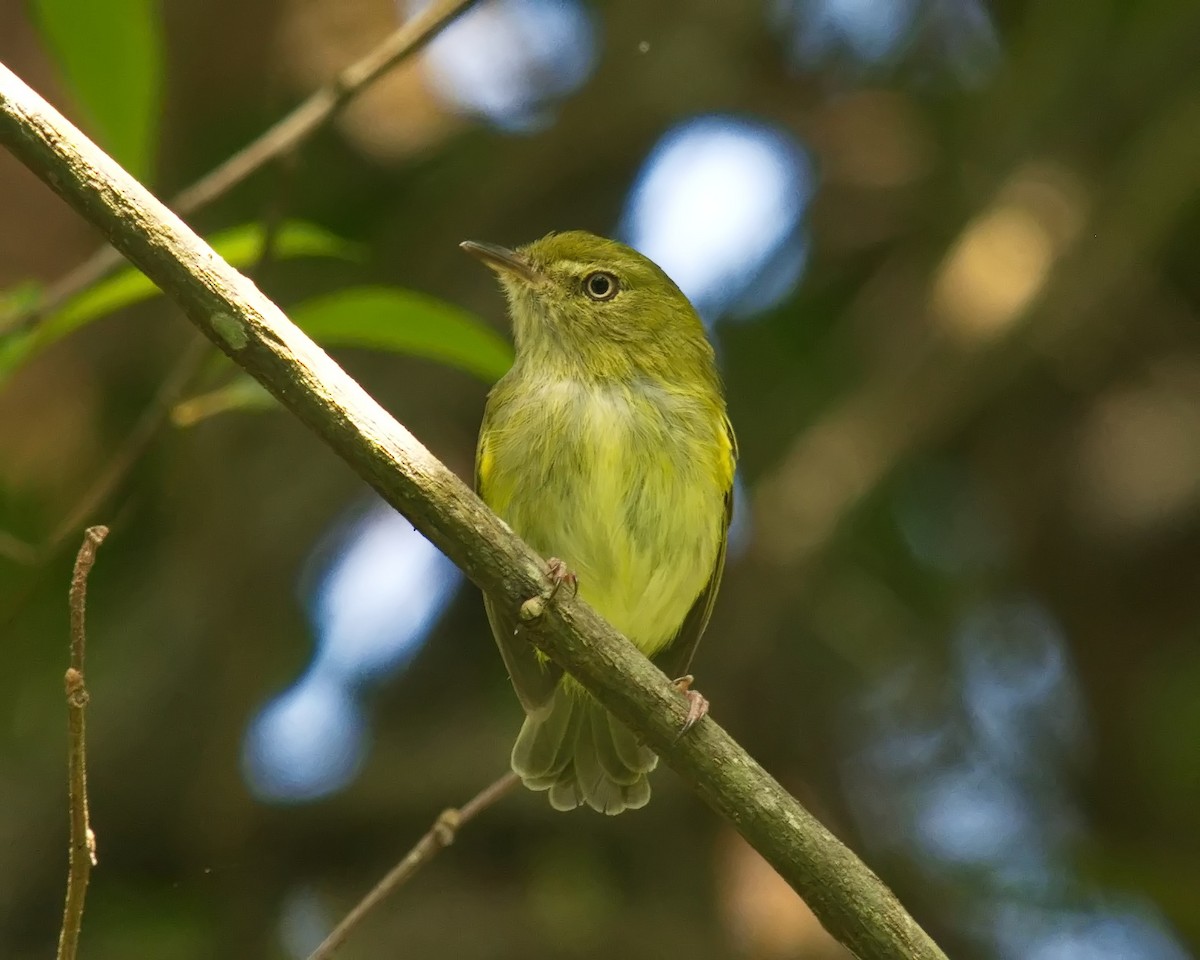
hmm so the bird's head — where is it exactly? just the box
[461,230,713,383]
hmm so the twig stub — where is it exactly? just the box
[305,771,520,960]
[58,525,109,960]
[68,524,109,672]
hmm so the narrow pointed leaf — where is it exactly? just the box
[31,0,163,178]
[0,222,361,382]
[290,286,513,383]
[172,286,513,425]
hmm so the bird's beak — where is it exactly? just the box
[459,240,541,283]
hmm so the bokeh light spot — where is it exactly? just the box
[994,903,1193,960]
[915,762,1034,865]
[957,599,1086,766]
[771,0,1000,80]
[619,115,814,323]
[932,163,1086,342]
[416,0,597,132]
[727,473,753,560]
[242,672,367,803]
[278,886,333,960]
[242,501,460,804]
[310,505,461,684]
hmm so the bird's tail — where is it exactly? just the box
[511,681,658,815]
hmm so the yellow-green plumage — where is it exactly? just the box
[467,231,735,814]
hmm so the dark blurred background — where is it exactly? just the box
[3,0,1199,957]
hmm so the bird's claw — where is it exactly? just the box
[544,557,578,599]
[672,675,709,738]
[520,557,579,621]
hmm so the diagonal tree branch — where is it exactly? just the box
[0,64,948,960]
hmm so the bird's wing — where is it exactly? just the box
[653,413,737,681]
[476,407,563,714]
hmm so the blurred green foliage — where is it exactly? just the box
[30,0,162,178]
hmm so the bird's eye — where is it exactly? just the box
[583,271,619,301]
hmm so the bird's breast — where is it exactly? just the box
[481,378,727,655]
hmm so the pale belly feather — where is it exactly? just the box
[485,379,724,657]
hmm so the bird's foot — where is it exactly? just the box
[672,675,709,738]
[544,557,579,600]
[519,557,579,621]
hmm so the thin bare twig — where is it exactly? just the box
[57,524,108,960]
[48,339,209,551]
[1,0,480,335]
[306,771,520,960]
[0,337,207,632]
[252,150,302,276]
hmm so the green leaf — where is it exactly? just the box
[172,286,513,425]
[290,286,513,383]
[31,0,163,179]
[0,282,42,330]
[52,221,362,337]
[0,221,361,383]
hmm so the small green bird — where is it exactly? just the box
[462,231,736,815]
